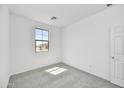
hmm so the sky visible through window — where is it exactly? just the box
[35,28,48,40]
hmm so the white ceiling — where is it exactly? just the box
[8,4,107,28]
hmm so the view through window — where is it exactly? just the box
[35,28,49,52]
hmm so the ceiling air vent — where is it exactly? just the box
[51,16,57,20]
[106,4,112,7]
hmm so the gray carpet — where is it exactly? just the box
[8,63,120,88]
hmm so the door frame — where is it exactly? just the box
[110,24,124,87]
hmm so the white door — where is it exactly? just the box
[110,25,124,87]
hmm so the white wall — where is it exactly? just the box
[10,14,61,75]
[0,5,10,87]
[62,5,124,80]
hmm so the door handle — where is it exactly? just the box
[112,57,115,59]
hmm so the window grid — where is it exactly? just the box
[35,28,49,52]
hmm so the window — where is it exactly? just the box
[35,28,49,52]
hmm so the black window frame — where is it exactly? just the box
[35,28,49,52]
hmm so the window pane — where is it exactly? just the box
[42,41,49,51]
[35,28,42,35]
[35,34,42,40]
[43,31,48,36]
[36,41,42,52]
[43,35,48,40]
[35,41,48,52]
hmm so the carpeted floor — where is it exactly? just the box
[8,63,120,88]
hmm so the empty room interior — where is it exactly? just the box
[1,4,124,88]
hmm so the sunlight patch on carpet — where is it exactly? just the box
[45,67,67,75]
[45,67,60,72]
